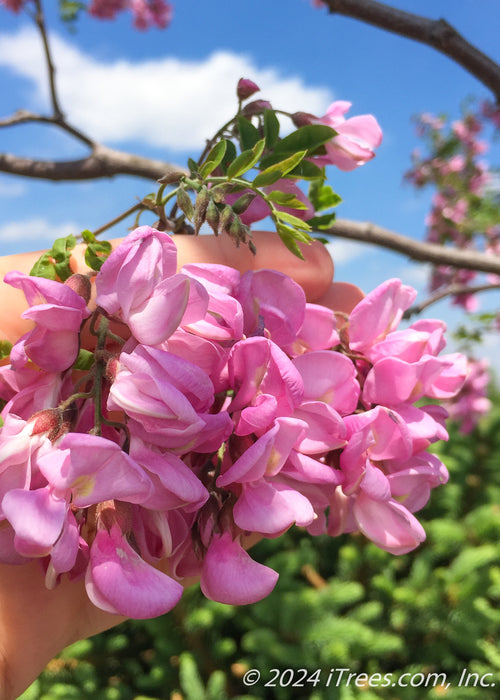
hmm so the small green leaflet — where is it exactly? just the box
[73,348,95,371]
[199,140,228,179]
[30,234,77,281]
[275,210,312,231]
[266,190,308,210]
[263,109,280,149]
[82,230,112,272]
[276,223,309,259]
[252,151,307,188]
[226,138,265,179]
[237,116,261,150]
[308,179,343,212]
[307,213,337,230]
[260,124,336,169]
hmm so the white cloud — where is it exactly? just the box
[0,27,333,152]
[0,218,81,243]
[325,239,366,264]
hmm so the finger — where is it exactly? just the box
[314,281,364,315]
[0,232,335,343]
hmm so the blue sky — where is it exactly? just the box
[0,0,499,367]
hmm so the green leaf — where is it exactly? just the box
[276,223,306,259]
[226,138,265,179]
[187,157,199,175]
[73,348,95,371]
[85,240,112,272]
[237,116,261,150]
[266,190,308,210]
[0,340,12,360]
[58,0,86,23]
[288,159,325,180]
[263,108,280,148]
[308,179,343,211]
[275,210,311,231]
[261,125,336,167]
[252,150,307,188]
[50,235,77,281]
[307,213,337,229]
[30,252,57,280]
[199,139,228,179]
[220,140,237,174]
[81,229,95,244]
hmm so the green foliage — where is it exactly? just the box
[82,230,112,272]
[24,396,500,700]
[0,340,12,360]
[30,235,77,281]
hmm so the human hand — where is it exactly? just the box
[0,231,362,700]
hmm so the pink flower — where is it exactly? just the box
[349,278,417,355]
[3,271,90,372]
[96,226,208,345]
[200,531,279,605]
[108,344,232,452]
[307,101,382,171]
[131,0,173,29]
[1,0,25,10]
[86,523,183,617]
[237,269,306,348]
[88,0,128,18]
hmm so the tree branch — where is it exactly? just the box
[328,219,500,275]
[0,145,186,182]
[320,0,500,101]
[33,0,64,119]
[404,282,500,319]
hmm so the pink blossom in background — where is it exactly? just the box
[442,358,492,433]
[1,0,24,11]
[88,0,173,28]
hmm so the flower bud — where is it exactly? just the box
[237,78,260,101]
[30,408,61,436]
[219,204,235,232]
[241,99,273,117]
[64,273,92,304]
[194,186,210,234]
[291,111,316,128]
[176,186,194,220]
[230,192,257,215]
[205,199,220,235]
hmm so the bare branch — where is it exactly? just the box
[404,282,500,319]
[33,0,64,119]
[0,145,187,182]
[320,0,500,101]
[328,219,500,276]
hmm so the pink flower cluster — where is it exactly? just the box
[407,105,500,312]
[0,227,466,618]
[88,0,172,29]
[441,357,491,434]
[0,0,173,30]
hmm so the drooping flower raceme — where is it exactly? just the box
[0,227,466,616]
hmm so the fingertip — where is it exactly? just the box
[314,281,364,314]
